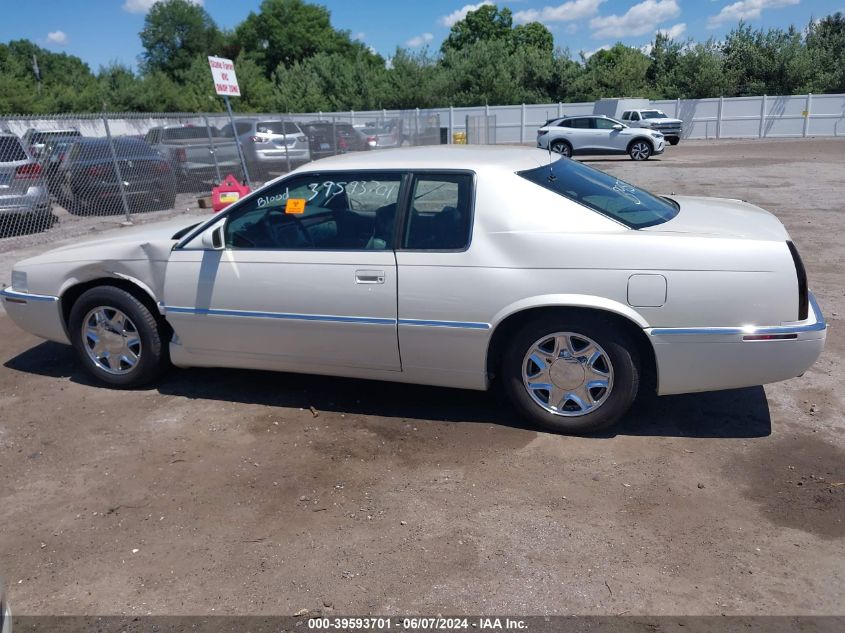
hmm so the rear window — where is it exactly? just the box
[518,157,679,229]
[256,121,300,135]
[73,140,159,161]
[161,127,218,141]
[30,130,80,144]
[0,137,27,162]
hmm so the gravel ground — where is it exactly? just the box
[0,138,842,616]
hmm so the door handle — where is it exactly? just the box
[355,270,385,284]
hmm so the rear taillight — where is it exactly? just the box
[58,153,65,162]
[787,241,809,320]
[175,148,187,162]
[88,164,109,178]
[367,136,377,146]
[249,135,269,144]
[14,163,42,179]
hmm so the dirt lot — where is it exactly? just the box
[0,138,843,616]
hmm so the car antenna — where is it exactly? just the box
[547,143,557,182]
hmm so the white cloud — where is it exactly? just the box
[514,0,606,24]
[589,0,680,39]
[582,44,611,59]
[354,32,366,41]
[657,22,687,39]
[439,1,493,27]
[707,0,799,28]
[406,32,434,47]
[46,30,68,45]
[123,0,203,13]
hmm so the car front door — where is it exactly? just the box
[593,117,624,151]
[163,171,405,373]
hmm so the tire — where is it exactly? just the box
[628,139,652,161]
[550,139,572,158]
[667,137,680,146]
[501,315,640,434]
[68,286,168,388]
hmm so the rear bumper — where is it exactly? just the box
[254,148,311,163]
[0,188,50,215]
[648,292,827,395]
[0,287,69,344]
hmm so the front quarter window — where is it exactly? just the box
[518,157,679,229]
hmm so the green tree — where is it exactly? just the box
[572,44,650,101]
[234,0,377,78]
[441,4,513,53]
[140,0,224,79]
[806,12,845,92]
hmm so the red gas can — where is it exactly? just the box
[211,174,250,212]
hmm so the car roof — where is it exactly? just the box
[300,145,553,173]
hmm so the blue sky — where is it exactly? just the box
[1,0,840,71]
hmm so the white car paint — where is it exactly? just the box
[0,146,825,407]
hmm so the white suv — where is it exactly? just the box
[537,115,665,161]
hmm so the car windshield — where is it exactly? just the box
[518,157,679,229]
[640,111,667,119]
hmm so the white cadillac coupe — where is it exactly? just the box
[0,147,826,433]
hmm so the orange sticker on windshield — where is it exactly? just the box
[285,198,306,214]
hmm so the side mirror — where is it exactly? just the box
[612,124,623,131]
[201,223,225,250]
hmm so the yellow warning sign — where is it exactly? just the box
[285,198,306,214]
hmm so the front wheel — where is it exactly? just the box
[628,140,652,161]
[667,137,680,146]
[68,286,168,387]
[501,316,640,434]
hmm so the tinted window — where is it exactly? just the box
[0,137,27,162]
[30,130,80,144]
[161,127,218,141]
[73,140,159,161]
[404,174,473,250]
[255,121,300,135]
[518,158,679,229]
[630,112,640,121]
[569,118,592,129]
[621,112,630,120]
[225,172,403,250]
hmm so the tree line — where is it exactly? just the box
[1,0,843,115]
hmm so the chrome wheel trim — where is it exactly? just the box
[521,331,614,417]
[631,142,650,160]
[81,306,142,375]
[551,141,571,157]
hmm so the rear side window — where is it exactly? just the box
[630,112,641,121]
[621,112,630,120]
[0,137,27,162]
[518,158,679,229]
[404,174,473,250]
[569,118,592,129]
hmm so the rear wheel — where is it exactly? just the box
[68,286,168,387]
[501,316,640,434]
[550,139,572,158]
[628,140,652,161]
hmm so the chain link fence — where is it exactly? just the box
[0,110,445,252]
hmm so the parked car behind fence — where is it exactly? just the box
[56,137,176,216]
[0,133,52,235]
[144,125,242,185]
[219,118,310,179]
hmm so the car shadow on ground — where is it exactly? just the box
[5,340,771,439]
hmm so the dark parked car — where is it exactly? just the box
[56,137,176,215]
[301,121,367,160]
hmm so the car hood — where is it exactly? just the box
[644,196,790,241]
[644,117,683,124]
[20,215,208,265]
